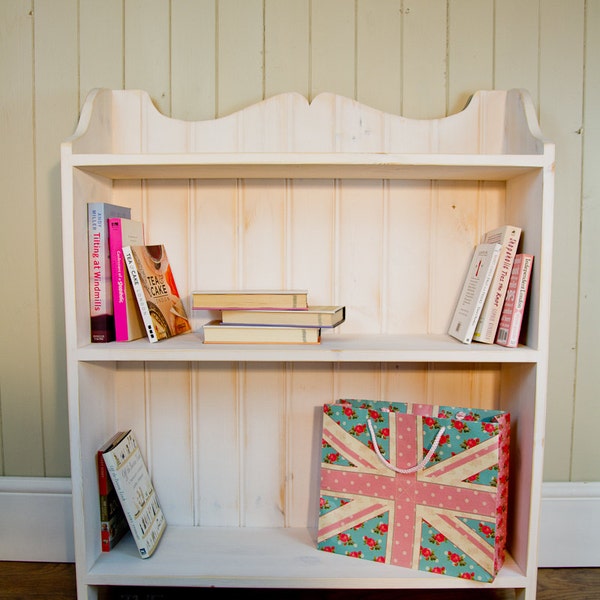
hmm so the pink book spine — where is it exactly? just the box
[108,219,128,342]
[495,254,534,347]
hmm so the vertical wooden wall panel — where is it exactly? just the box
[0,1,43,475]
[539,0,585,481]
[572,1,600,481]
[447,0,494,114]
[124,0,171,115]
[217,0,264,116]
[401,0,447,119]
[171,0,217,121]
[265,0,310,99]
[494,0,539,98]
[79,0,124,101]
[33,0,78,476]
[311,0,356,99]
[356,0,402,114]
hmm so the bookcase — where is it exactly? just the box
[61,89,554,599]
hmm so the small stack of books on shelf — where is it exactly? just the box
[192,290,345,344]
[448,225,533,347]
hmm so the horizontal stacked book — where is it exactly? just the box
[192,290,345,344]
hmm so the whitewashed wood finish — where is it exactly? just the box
[61,89,552,598]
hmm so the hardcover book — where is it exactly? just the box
[102,430,167,559]
[122,244,191,343]
[192,289,309,311]
[495,254,534,347]
[88,202,131,342]
[448,243,502,344]
[473,225,522,344]
[202,320,321,344]
[108,218,145,342]
[97,432,129,552]
[220,305,345,328]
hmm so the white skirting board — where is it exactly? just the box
[0,478,598,567]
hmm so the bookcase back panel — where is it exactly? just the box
[107,177,518,339]
[104,361,508,530]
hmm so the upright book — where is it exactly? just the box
[220,305,345,328]
[192,289,309,311]
[473,225,522,344]
[122,244,191,343]
[102,430,167,558]
[448,242,502,344]
[203,320,321,344]
[88,202,131,342]
[97,432,129,552]
[495,254,534,347]
[108,218,145,342]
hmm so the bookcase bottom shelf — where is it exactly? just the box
[86,526,527,591]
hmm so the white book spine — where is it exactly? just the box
[448,243,502,344]
[122,246,158,343]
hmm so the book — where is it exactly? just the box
[448,243,502,344]
[122,244,192,343]
[473,225,522,344]
[220,305,345,328]
[97,432,129,552]
[108,218,146,342]
[202,320,321,344]
[192,289,309,311]
[102,430,166,558]
[88,202,131,342]
[495,254,534,347]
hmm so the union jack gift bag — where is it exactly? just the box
[317,399,510,582]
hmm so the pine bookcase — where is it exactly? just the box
[61,89,554,599]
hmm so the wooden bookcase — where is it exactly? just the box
[61,89,554,599]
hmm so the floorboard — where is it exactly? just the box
[0,562,598,599]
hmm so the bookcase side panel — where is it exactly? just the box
[77,362,120,568]
[499,363,539,577]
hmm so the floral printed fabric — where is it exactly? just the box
[317,399,510,582]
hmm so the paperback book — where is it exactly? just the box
[108,218,145,342]
[220,305,345,328]
[123,244,191,343]
[473,225,522,344]
[448,243,502,344]
[97,432,129,552]
[88,202,131,342]
[102,430,167,559]
[192,289,309,311]
[202,320,321,344]
[495,254,534,347]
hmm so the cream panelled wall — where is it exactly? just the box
[0,0,598,482]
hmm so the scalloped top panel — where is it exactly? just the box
[67,89,546,156]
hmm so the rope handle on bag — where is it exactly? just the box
[366,418,446,474]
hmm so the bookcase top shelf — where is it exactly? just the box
[72,153,548,181]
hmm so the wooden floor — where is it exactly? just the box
[0,562,599,600]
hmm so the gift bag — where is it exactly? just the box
[317,399,510,582]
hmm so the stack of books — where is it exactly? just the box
[191,290,345,344]
[448,225,533,347]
